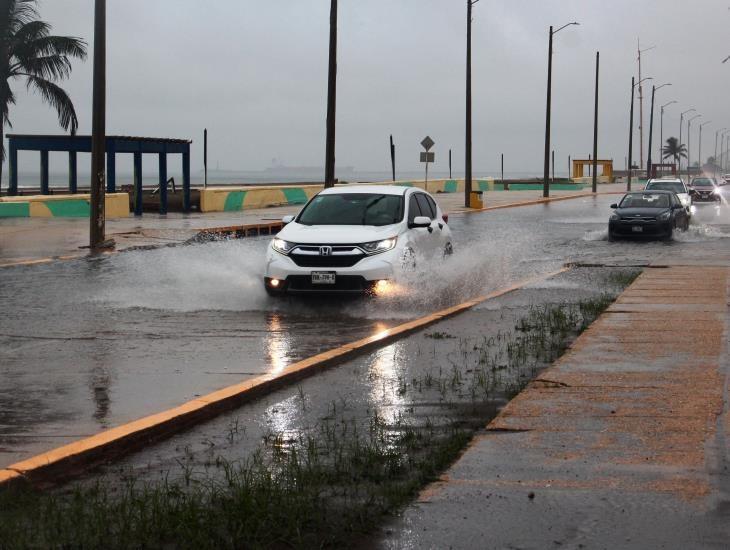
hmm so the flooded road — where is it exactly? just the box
[2,194,729,465]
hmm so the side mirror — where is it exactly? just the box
[409,216,432,229]
[282,215,295,224]
[610,203,618,209]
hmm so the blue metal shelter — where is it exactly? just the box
[6,134,192,214]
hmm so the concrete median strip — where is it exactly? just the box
[0,268,566,488]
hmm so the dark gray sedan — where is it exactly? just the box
[608,190,689,241]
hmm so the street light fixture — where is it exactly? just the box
[646,83,671,179]
[637,43,656,169]
[543,21,579,198]
[679,108,695,172]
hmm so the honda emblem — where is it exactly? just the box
[319,246,332,256]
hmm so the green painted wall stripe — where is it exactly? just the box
[44,199,90,217]
[282,188,308,205]
[444,180,458,193]
[224,191,247,212]
[0,202,30,217]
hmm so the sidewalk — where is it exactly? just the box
[0,185,625,267]
[378,261,730,548]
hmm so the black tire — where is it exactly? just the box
[443,242,454,258]
[607,230,616,242]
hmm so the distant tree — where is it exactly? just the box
[662,137,687,169]
[0,0,87,192]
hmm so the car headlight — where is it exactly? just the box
[714,188,722,195]
[272,238,295,255]
[680,196,690,205]
[610,214,620,221]
[658,211,671,221]
[360,237,397,254]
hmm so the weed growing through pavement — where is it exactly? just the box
[0,276,635,549]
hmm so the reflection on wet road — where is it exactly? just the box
[1,195,729,465]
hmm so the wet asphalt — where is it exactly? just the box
[2,195,730,467]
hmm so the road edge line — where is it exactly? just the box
[0,268,568,489]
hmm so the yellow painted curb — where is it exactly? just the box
[0,268,568,489]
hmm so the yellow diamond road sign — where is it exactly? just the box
[421,136,435,151]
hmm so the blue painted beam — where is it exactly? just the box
[69,151,77,193]
[40,150,49,195]
[158,153,168,215]
[7,135,190,155]
[134,151,143,216]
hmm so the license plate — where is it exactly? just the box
[311,271,336,285]
[632,226,643,233]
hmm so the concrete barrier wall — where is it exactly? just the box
[571,176,612,185]
[0,193,129,218]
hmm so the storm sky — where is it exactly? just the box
[6,0,730,177]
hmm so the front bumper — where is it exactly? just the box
[609,219,672,238]
[692,192,720,202]
[265,249,397,293]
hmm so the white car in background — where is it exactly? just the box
[264,185,453,295]
[644,178,692,216]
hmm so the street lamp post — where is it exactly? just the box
[679,108,695,173]
[687,114,701,182]
[543,21,579,198]
[465,0,480,208]
[698,121,711,174]
[628,77,635,191]
[591,51,600,193]
[659,100,676,166]
[714,128,726,175]
[90,0,107,250]
[324,0,338,188]
[637,42,656,171]
[646,83,670,180]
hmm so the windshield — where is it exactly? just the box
[646,181,685,193]
[297,193,404,226]
[619,193,671,209]
[692,179,713,187]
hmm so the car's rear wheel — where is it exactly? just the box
[443,242,453,257]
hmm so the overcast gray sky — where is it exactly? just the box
[6,0,730,177]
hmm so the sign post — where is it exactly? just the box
[420,136,435,187]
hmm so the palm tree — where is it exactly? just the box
[0,0,87,192]
[662,137,687,170]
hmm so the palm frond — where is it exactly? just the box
[24,75,78,134]
[14,54,73,80]
[16,34,87,61]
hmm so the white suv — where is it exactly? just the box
[644,178,692,216]
[264,185,453,295]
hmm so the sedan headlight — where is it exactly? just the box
[272,238,295,255]
[680,195,690,205]
[360,237,397,254]
[658,211,671,221]
[610,214,620,221]
[714,188,722,195]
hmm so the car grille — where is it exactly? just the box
[289,245,365,268]
[619,216,656,223]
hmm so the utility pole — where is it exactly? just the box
[543,22,579,198]
[465,0,479,208]
[715,128,726,175]
[89,0,107,250]
[637,41,655,174]
[591,51,599,193]
[324,0,338,188]
[679,108,695,174]
[628,77,635,191]
[449,148,452,179]
[502,153,506,190]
